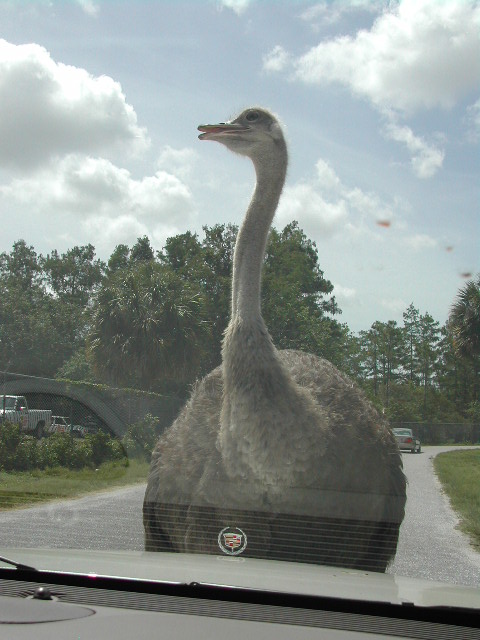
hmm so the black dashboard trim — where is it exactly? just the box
[0,567,479,630]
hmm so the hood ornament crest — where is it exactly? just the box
[218,527,247,556]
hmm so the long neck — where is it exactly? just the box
[220,142,307,482]
[231,147,288,321]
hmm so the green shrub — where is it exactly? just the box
[0,421,23,471]
[0,420,126,472]
[50,434,73,467]
[37,436,60,468]
[86,431,109,466]
[121,413,159,461]
[13,436,39,471]
[108,437,128,463]
[74,438,93,468]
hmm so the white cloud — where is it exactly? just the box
[278,181,349,236]
[333,283,357,300]
[294,0,480,114]
[403,233,438,251]
[75,0,99,16]
[272,158,450,331]
[271,1,478,178]
[263,45,291,73]
[315,158,341,191]
[383,117,445,178]
[0,154,196,250]
[466,97,480,141]
[0,39,148,171]
[300,1,384,28]
[218,0,251,16]
[381,297,408,314]
[277,157,398,237]
[83,214,149,251]
[156,146,199,181]
[345,186,395,225]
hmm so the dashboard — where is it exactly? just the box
[1,569,479,640]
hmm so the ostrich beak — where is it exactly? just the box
[198,122,249,140]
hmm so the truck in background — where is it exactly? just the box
[1,395,52,439]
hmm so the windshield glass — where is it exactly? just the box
[0,0,479,605]
[1,397,16,410]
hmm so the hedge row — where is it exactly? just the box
[0,413,161,472]
[0,422,125,471]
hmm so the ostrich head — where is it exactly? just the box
[198,107,286,163]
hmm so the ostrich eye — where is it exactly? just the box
[245,110,259,122]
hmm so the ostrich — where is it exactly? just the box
[143,107,406,571]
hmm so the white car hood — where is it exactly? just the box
[1,547,479,612]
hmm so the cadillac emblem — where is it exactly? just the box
[218,527,247,556]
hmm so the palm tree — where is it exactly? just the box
[449,275,480,402]
[449,274,480,359]
[88,261,209,392]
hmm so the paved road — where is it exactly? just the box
[0,483,145,551]
[1,446,479,585]
[388,445,480,586]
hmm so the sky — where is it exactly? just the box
[0,0,478,332]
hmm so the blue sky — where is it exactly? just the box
[0,0,478,332]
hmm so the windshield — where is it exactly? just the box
[0,0,479,607]
[1,397,16,410]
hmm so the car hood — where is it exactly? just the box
[1,547,479,612]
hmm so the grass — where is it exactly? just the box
[434,449,480,550]
[0,459,150,511]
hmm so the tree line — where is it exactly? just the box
[0,224,478,425]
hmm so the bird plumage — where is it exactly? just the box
[143,108,406,571]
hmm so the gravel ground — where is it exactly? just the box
[1,445,479,586]
[0,483,145,551]
[388,445,480,586]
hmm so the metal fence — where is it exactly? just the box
[391,421,480,445]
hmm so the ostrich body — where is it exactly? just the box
[143,108,406,571]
